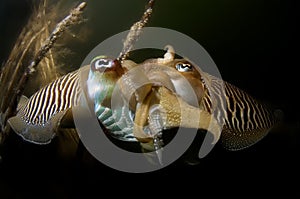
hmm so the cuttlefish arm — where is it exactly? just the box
[133,86,222,145]
[155,86,221,144]
[132,85,221,165]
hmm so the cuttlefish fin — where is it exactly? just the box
[0,95,28,129]
[8,109,72,145]
[220,126,273,151]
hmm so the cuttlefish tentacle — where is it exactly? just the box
[133,90,157,143]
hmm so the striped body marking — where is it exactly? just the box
[19,70,81,126]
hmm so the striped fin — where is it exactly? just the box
[8,68,83,144]
[201,72,280,150]
[8,110,67,144]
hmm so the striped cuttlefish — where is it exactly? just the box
[7,45,282,159]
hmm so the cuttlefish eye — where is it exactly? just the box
[91,56,116,72]
[175,62,193,72]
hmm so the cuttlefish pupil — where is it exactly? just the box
[175,62,193,72]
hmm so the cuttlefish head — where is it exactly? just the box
[117,46,222,150]
[87,56,125,108]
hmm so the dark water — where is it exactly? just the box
[0,0,299,197]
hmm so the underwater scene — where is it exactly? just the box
[0,0,299,197]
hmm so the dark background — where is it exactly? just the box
[0,0,299,197]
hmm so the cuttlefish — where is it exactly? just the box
[7,45,281,162]
[117,46,281,152]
